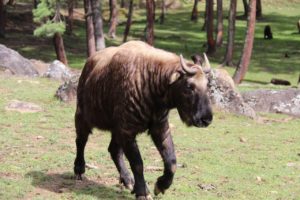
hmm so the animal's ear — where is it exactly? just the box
[169,72,181,85]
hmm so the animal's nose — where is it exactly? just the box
[202,112,213,126]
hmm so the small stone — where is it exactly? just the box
[198,183,216,191]
[286,162,296,167]
[239,137,247,143]
[86,163,99,169]
[36,136,44,140]
[256,176,262,182]
[5,100,42,113]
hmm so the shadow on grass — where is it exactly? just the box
[25,171,134,200]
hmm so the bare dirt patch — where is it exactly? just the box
[5,100,43,113]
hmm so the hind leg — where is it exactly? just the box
[74,108,91,180]
[108,135,134,190]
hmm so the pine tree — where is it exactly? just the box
[33,0,68,65]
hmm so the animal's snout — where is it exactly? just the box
[193,110,213,127]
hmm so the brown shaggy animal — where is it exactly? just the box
[74,41,213,200]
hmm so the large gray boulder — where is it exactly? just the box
[43,60,72,81]
[207,69,257,119]
[242,89,300,117]
[0,44,38,76]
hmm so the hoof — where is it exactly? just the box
[154,182,165,196]
[136,194,153,200]
[126,183,134,191]
[75,174,83,180]
[120,174,135,191]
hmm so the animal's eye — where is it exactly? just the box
[186,83,195,90]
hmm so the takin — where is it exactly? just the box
[74,41,213,200]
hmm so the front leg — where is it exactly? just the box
[121,135,152,200]
[149,121,176,196]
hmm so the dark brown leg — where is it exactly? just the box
[150,121,176,196]
[74,108,91,180]
[120,135,151,199]
[108,136,134,190]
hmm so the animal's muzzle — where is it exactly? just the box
[193,111,213,127]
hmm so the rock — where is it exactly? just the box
[0,44,38,76]
[242,89,300,117]
[198,183,217,191]
[207,69,257,119]
[30,59,49,76]
[55,74,79,102]
[44,60,72,81]
[5,100,42,113]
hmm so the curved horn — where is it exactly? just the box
[202,53,211,73]
[180,54,198,74]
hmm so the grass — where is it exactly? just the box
[0,0,300,199]
[0,75,300,200]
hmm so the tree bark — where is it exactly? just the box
[67,0,74,35]
[33,0,38,9]
[123,0,133,42]
[120,0,125,8]
[242,0,248,17]
[216,0,223,46]
[191,0,199,22]
[256,0,262,18]
[222,0,237,66]
[159,0,166,24]
[84,0,96,57]
[108,0,118,38]
[145,0,155,46]
[233,0,256,84]
[53,33,68,65]
[91,0,105,50]
[201,1,207,31]
[0,0,6,38]
[206,0,215,55]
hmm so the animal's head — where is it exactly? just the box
[168,54,213,127]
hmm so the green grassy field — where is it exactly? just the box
[0,75,300,200]
[0,0,300,199]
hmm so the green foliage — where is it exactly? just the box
[34,21,65,37]
[32,0,55,23]
[32,0,66,38]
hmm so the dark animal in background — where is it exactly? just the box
[74,41,213,200]
[297,20,300,33]
[264,25,273,39]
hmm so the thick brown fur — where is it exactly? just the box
[74,41,213,199]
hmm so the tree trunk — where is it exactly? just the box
[159,0,166,24]
[0,0,6,38]
[222,0,237,66]
[191,0,199,22]
[242,0,248,17]
[256,0,262,18]
[84,0,96,57]
[67,0,74,35]
[145,0,155,46]
[91,0,105,50]
[206,0,215,55]
[216,0,223,46]
[201,1,207,31]
[33,0,38,9]
[108,0,118,38]
[120,0,125,8]
[123,0,133,42]
[53,33,68,65]
[233,0,256,84]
